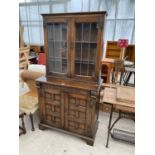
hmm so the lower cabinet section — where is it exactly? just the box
[36,80,100,146]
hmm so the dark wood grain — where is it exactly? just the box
[37,12,106,145]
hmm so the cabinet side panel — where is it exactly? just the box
[37,84,45,123]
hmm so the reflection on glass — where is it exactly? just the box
[75,23,98,42]
[75,43,81,60]
[75,62,80,75]
[88,64,95,76]
[48,23,67,73]
[74,23,98,77]
[76,24,82,41]
[89,44,97,60]
[49,59,67,73]
[90,23,98,42]
[83,24,90,41]
[82,44,89,61]
[54,24,61,40]
[62,24,67,41]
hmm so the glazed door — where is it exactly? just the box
[44,89,64,128]
[64,93,89,135]
[71,17,104,81]
[46,20,69,77]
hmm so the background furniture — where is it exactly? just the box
[19,25,24,48]
[19,112,26,136]
[38,53,46,65]
[30,45,44,53]
[105,41,135,63]
[19,70,44,131]
[112,59,125,84]
[101,85,135,147]
[101,58,115,83]
[28,64,46,74]
[123,66,135,86]
[101,58,125,84]
[19,46,30,70]
[19,46,31,87]
[100,58,127,112]
[36,11,106,146]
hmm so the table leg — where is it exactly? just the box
[124,72,132,85]
[106,104,113,148]
[122,72,128,85]
[109,110,121,131]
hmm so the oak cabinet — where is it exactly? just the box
[36,12,106,145]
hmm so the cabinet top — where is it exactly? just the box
[36,76,101,91]
[41,11,107,17]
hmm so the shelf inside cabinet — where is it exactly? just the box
[75,41,97,44]
[75,59,95,64]
[49,40,67,42]
[101,73,107,77]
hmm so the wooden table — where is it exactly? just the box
[102,86,135,147]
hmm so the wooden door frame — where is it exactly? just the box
[70,15,104,82]
[44,17,70,78]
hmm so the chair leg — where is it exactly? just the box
[19,113,26,136]
[21,113,26,134]
[29,113,35,131]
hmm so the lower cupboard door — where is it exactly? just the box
[44,89,64,128]
[65,93,89,135]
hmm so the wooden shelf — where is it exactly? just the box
[101,74,107,77]
[75,41,97,44]
[105,41,135,62]
[48,40,67,42]
[75,59,95,64]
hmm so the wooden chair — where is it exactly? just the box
[19,46,30,70]
[19,70,44,131]
[19,112,26,136]
[19,46,30,87]
[19,25,24,48]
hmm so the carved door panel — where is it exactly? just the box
[65,93,89,135]
[44,89,64,128]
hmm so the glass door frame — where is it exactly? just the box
[70,16,103,81]
[44,17,71,78]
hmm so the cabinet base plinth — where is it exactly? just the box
[39,123,48,130]
[86,140,94,146]
[38,122,98,146]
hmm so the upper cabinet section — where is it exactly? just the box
[42,12,106,82]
